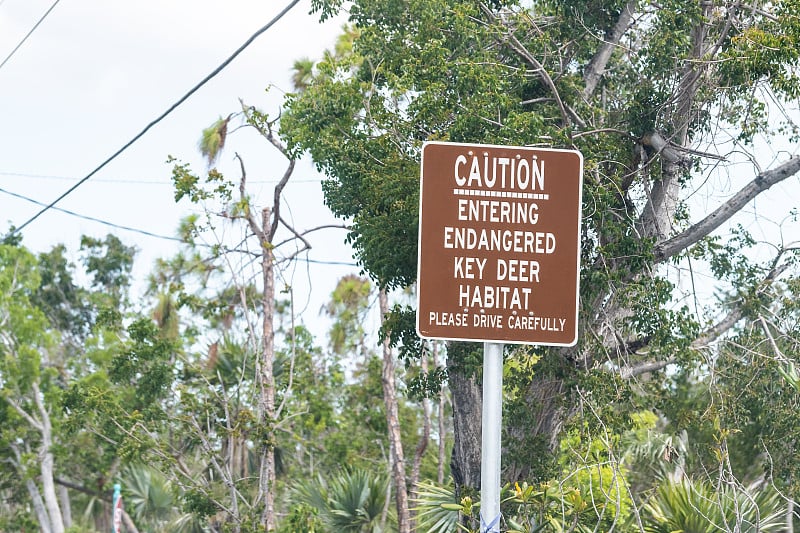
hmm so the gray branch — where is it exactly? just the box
[654,157,800,263]
[270,160,295,241]
[6,395,43,432]
[583,0,637,98]
[234,153,268,247]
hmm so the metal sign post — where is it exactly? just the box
[481,342,503,533]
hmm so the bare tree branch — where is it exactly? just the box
[583,0,637,98]
[237,101,296,241]
[759,315,788,362]
[706,1,742,57]
[186,417,243,518]
[619,359,674,379]
[234,154,268,247]
[572,128,636,140]
[275,215,311,253]
[275,289,298,421]
[6,395,43,432]
[270,161,295,241]
[654,157,800,263]
[692,308,745,350]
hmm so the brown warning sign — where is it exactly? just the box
[416,141,583,345]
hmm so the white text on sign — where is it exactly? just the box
[454,152,545,191]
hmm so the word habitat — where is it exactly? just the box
[459,284,531,310]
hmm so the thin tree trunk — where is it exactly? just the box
[254,206,277,531]
[121,509,140,533]
[57,484,71,529]
[26,478,52,533]
[438,392,447,485]
[35,383,65,533]
[433,342,446,485]
[410,352,431,524]
[236,150,293,531]
[241,436,249,480]
[41,448,64,533]
[380,451,392,531]
[10,441,51,533]
[379,289,410,532]
[220,386,241,531]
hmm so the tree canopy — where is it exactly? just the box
[282,0,800,527]
[2,0,800,531]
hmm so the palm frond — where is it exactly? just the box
[199,116,230,166]
[412,480,460,533]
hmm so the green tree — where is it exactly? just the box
[283,0,800,522]
[0,236,141,533]
[0,243,66,533]
[325,274,372,358]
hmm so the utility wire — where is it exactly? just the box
[0,170,323,185]
[0,185,357,267]
[0,0,62,72]
[4,0,301,240]
[0,185,184,242]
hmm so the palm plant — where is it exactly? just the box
[122,463,174,525]
[290,467,392,532]
[413,480,601,533]
[413,481,460,533]
[291,58,315,92]
[642,476,785,533]
[119,463,204,533]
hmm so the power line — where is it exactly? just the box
[0,185,184,242]
[4,0,301,240]
[0,170,323,185]
[0,0,62,72]
[0,185,358,267]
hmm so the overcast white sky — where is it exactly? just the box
[0,0,364,336]
[2,0,799,342]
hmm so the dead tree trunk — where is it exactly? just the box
[379,289,410,532]
[7,382,66,533]
[254,206,277,531]
[238,156,280,530]
[410,351,431,523]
